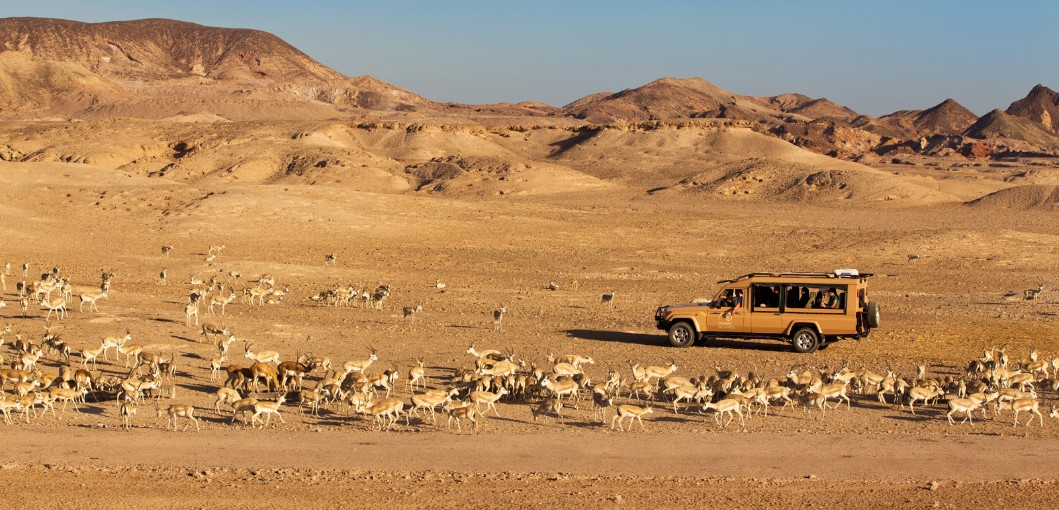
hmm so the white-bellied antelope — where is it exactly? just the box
[610,404,652,431]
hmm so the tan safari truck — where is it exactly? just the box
[654,270,880,353]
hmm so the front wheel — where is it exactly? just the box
[791,327,820,354]
[667,322,696,348]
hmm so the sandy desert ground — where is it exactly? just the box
[2,126,1059,507]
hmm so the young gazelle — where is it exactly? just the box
[159,404,200,431]
[610,404,653,431]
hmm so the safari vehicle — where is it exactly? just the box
[654,270,880,353]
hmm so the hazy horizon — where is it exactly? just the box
[2,1,1056,117]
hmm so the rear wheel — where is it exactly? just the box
[791,327,820,354]
[667,322,696,348]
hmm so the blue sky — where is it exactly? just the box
[2,1,1056,116]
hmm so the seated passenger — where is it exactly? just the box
[822,287,840,309]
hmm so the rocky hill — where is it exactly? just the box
[1006,84,1059,134]
[0,17,429,118]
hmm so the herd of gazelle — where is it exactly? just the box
[1,258,1056,432]
[6,303,1059,433]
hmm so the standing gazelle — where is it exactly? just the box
[610,404,652,431]
[78,288,108,313]
[492,306,506,331]
[184,302,199,326]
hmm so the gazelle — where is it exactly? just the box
[78,288,108,313]
[610,403,652,431]
[555,354,595,370]
[120,401,136,430]
[531,398,565,425]
[41,293,67,320]
[208,292,237,315]
[540,377,581,407]
[443,400,479,433]
[642,360,678,384]
[409,391,452,424]
[81,345,106,369]
[407,358,426,392]
[251,395,287,428]
[100,330,132,361]
[1011,398,1044,428]
[601,291,616,307]
[201,322,233,344]
[0,400,23,424]
[1025,283,1045,303]
[702,399,746,430]
[362,398,405,430]
[184,302,199,326]
[250,362,279,392]
[230,398,259,425]
[342,347,379,375]
[907,385,945,416]
[117,342,144,368]
[402,303,424,328]
[213,387,242,412]
[945,398,980,425]
[492,306,506,331]
[159,404,200,431]
[244,343,281,364]
[469,387,508,417]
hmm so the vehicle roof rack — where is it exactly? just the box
[718,271,874,284]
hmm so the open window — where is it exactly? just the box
[784,284,847,312]
[750,283,781,311]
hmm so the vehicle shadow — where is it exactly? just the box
[565,329,793,353]
[564,329,660,346]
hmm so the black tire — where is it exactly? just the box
[667,322,696,348]
[791,327,820,354]
[864,300,881,329]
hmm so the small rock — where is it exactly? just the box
[927,480,940,491]
[806,474,817,480]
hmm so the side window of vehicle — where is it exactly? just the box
[785,284,848,312]
[751,284,780,310]
[786,284,811,309]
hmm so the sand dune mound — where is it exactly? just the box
[404,155,611,196]
[966,184,1059,210]
[658,158,955,205]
